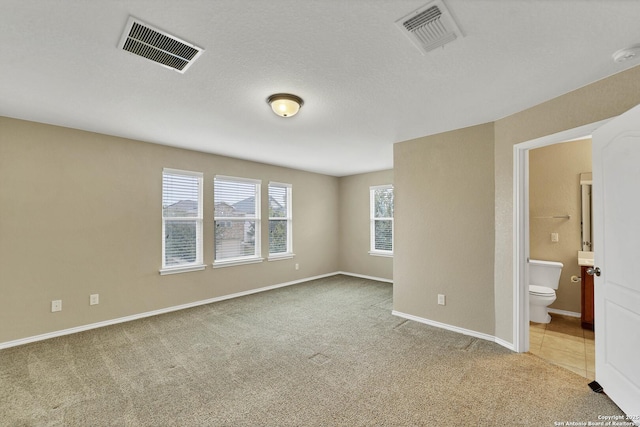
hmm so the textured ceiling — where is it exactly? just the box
[1,1,640,176]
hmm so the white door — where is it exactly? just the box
[592,103,640,420]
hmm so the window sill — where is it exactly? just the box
[213,257,264,269]
[268,253,295,262]
[159,264,206,275]
[369,251,393,258]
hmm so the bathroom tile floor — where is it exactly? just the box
[529,314,595,379]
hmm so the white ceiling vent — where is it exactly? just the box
[118,17,204,73]
[395,0,463,54]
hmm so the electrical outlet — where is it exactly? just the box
[90,294,99,305]
[551,232,559,242]
[438,294,446,306]
[295,263,299,270]
[51,300,62,312]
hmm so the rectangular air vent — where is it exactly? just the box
[395,0,463,54]
[118,17,204,73]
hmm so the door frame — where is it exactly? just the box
[512,118,611,353]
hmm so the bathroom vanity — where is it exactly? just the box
[580,264,594,330]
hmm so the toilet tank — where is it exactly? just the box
[529,259,563,289]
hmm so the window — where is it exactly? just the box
[370,185,394,256]
[161,169,204,274]
[214,176,262,266]
[268,182,293,259]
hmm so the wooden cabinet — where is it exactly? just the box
[581,265,594,330]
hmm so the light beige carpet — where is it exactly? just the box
[0,275,623,426]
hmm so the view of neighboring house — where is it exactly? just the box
[214,201,252,259]
[164,199,199,216]
[212,196,287,259]
[163,199,200,265]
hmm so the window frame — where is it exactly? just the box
[160,168,205,275]
[369,184,394,257]
[213,175,263,268]
[268,182,294,261]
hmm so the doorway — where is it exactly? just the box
[512,118,610,354]
[527,139,594,378]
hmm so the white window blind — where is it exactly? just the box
[268,182,292,257]
[370,185,394,255]
[214,176,261,264]
[161,169,204,273]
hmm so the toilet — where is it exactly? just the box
[529,259,563,323]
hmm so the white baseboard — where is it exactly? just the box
[494,336,516,351]
[392,310,515,351]
[548,308,581,318]
[0,272,340,350]
[336,271,393,284]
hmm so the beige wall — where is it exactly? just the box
[393,123,495,335]
[493,64,640,342]
[4,64,640,348]
[0,117,339,343]
[393,64,640,344]
[338,169,393,281]
[529,139,591,314]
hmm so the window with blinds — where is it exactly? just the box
[161,169,204,274]
[214,176,261,265]
[370,185,394,256]
[268,182,292,258]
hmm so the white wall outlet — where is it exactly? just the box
[551,232,559,242]
[51,300,62,312]
[90,294,99,305]
[295,263,299,270]
[438,294,446,306]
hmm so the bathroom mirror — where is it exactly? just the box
[580,172,592,252]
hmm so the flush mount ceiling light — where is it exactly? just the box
[612,44,640,63]
[267,93,304,118]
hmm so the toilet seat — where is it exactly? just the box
[529,285,555,296]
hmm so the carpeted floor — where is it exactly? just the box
[0,275,624,426]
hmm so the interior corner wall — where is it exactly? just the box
[337,169,393,281]
[529,139,592,314]
[493,64,640,343]
[0,117,340,344]
[393,123,495,335]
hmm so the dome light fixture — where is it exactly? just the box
[267,93,304,118]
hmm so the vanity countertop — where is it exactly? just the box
[578,251,594,266]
